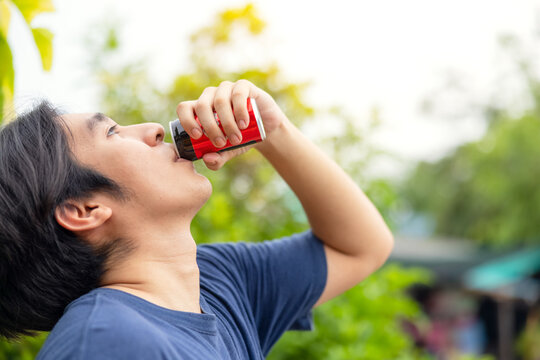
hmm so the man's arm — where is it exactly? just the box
[256,119,394,307]
[176,80,394,307]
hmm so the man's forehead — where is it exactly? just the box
[62,112,110,136]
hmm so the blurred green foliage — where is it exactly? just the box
[0,0,54,121]
[268,264,433,360]
[402,49,540,247]
[516,312,540,360]
[404,111,540,247]
[0,333,47,360]
[1,3,450,359]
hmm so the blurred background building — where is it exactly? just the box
[392,236,540,359]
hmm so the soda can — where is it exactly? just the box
[169,97,266,161]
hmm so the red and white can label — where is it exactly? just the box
[169,98,266,161]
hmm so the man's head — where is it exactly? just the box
[56,109,212,244]
[0,101,211,339]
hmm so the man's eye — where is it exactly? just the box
[107,125,119,137]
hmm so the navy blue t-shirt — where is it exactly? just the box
[37,231,327,359]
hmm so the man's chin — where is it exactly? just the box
[197,177,213,205]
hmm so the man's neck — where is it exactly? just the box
[99,222,201,314]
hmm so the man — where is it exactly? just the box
[0,80,393,359]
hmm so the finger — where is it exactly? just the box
[176,101,202,139]
[202,145,252,171]
[195,87,226,148]
[202,152,225,171]
[232,80,252,129]
[214,81,242,146]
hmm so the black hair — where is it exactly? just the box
[0,101,126,339]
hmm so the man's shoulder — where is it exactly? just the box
[196,231,321,271]
[197,241,248,261]
[37,289,166,359]
[196,242,253,287]
[59,288,156,329]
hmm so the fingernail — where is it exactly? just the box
[215,137,226,147]
[230,133,241,145]
[192,128,202,138]
[239,120,248,129]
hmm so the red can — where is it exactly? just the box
[169,98,266,161]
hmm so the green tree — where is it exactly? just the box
[0,0,54,121]
[404,111,540,247]
[402,36,540,248]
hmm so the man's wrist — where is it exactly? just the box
[255,118,294,158]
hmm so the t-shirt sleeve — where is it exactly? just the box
[197,230,327,353]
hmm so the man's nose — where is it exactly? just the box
[137,123,165,146]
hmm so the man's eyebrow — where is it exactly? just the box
[86,113,108,134]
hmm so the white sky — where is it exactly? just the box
[9,0,540,174]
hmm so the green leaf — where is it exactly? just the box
[0,35,14,122]
[11,0,54,25]
[31,27,53,70]
[0,83,3,122]
[0,0,11,39]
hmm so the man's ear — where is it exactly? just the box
[54,199,113,233]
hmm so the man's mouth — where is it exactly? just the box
[173,151,191,163]
[169,144,188,163]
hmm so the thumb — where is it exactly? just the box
[202,152,225,171]
[202,146,252,171]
